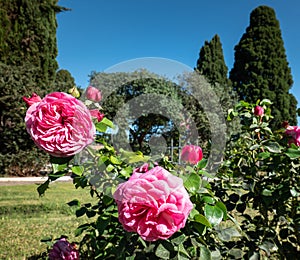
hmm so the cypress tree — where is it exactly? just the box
[196,34,230,87]
[0,0,67,86]
[0,0,68,175]
[229,5,297,127]
[195,34,239,139]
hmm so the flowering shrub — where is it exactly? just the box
[24,90,300,259]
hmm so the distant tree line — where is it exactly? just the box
[0,3,298,175]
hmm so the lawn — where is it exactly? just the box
[0,181,95,259]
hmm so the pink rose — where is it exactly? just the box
[49,238,79,260]
[89,109,104,122]
[254,105,264,117]
[24,92,95,157]
[113,166,193,241]
[180,145,203,165]
[285,126,300,146]
[22,93,42,107]
[85,85,102,102]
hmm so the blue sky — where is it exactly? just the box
[56,0,300,110]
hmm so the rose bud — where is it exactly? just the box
[68,86,81,98]
[254,105,264,117]
[180,144,203,165]
[22,93,42,107]
[85,85,102,102]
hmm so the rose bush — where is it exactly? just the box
[113,165,193,241]
[25,90,299,259]
[23,92,95,157]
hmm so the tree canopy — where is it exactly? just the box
[229,5,297,127]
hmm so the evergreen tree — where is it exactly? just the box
[229,5,297,127]
[54,69,76,92]
[0,0,69,175]
[196,34,230,86]
[0,0,67,85]
[195,34,239,140]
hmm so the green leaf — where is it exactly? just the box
[264,142,281,153]
[215,201,227,220]
[216,226,241,242]
[95,121,107,132]
[194,214,212,228]
[184,172,201,194]
[37,179,50,196]
[285,148,300,159]
[67,199,80,207]
[258,152,270,160]
[74,223,90,237]
[76,207,87,217]
[202,196,215,205]
[155,243,170,259]
[110,155,122,165]
[204,204,223,227]
[101,117,115,128]
[250,144,260,150]
[171,234,186,245]
[120,149,150,163]
[262,189,272,196]
[178,243,190,258]
[197,158,207,169]
[290,187,300,197]
[260,99,272,105]
[71,165,84,176]
[199,245,211,260]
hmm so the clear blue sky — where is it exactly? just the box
[56,0,300,111]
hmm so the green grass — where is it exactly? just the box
[0,182,96,259]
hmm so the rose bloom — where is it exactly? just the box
[180,144,203,165]
[24,92,95,157]
[48,238,79,260]
[285,125,300,146]
[254,105,264,117]
[113,166,193,241]
[85,85,102,102]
